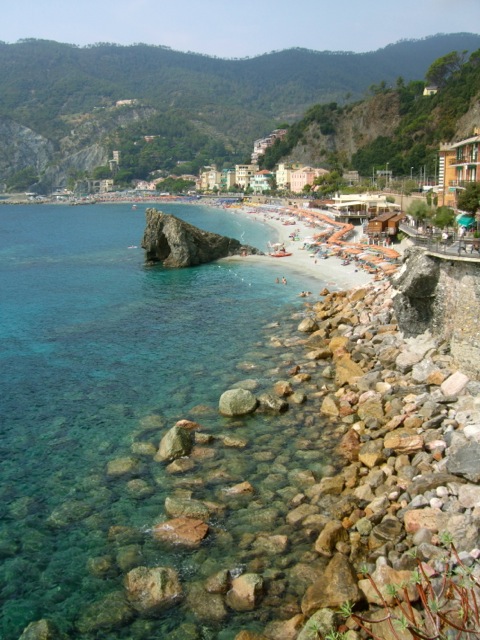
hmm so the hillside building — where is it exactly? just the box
[275,162,302,190]
[221,168,236,191]
[198,165,222,191]
[438,128,480,208]
[251,129,288,163]
[235,164,259,190]
[290,166,329,193]
[250,170,274,194]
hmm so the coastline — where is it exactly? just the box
[241,206,373,290]
[4,201,480,640]
[217,202,376,291]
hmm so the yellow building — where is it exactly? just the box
[438,129,480,208]
[235,164,258,190]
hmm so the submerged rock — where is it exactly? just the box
[155,425,193,462]
[18,619,68,640]
[125,565,183,615]
[153,517,209,548]
[226,573,264,611]
[76,590,134,634]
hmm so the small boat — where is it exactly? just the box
[270,251,292,258]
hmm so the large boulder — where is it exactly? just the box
[219,388,258,416]
[124,566,183,615]
[301,554,361,616]
[152,517,209,548]
[142,209,261,267]
[226,573,264,611]
[391,248,440,337]
[154,425,193,462]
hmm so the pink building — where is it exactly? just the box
[290,166,329,193]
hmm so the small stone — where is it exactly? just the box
[384,430,424,454]
[441,371,469,396]
[358,440,385,468]
[314,520,348,556]
[429,497,443,509]
[404,508,446,534]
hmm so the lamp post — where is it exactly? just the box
[410,167,414,180]
[386,162,389,187]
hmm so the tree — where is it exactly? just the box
[155,177,195,194]
[425,51,465,87]
[6,166,38,192]
[92,165,112,179]
[407,200,432,227]
[456,182,480,215]
[432,206,455,229]
[312,171,344,198]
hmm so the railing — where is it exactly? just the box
[446,179,478,188]
[399,222,480,258]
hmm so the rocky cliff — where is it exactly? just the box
[284,93,403,167]
[141,208,262,267]
[392,247,480,379]
[0,117,55,186]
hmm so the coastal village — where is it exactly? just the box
[2,21,480,640]
[5,106,480,640]
[101,129,480,638]
[108,134,480,637]
[27,136,479,639]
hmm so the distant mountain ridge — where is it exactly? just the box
[0,33,479,192]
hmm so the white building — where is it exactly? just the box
[235,164,258,190]
[250,170,274,194]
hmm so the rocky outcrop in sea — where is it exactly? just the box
[141,208,262,267]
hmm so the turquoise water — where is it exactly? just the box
[0,203,333,639]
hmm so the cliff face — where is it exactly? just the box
[0,106,157,191]
[392,248,480,379]
[141,208,262,267]
[0,117,55,185]
[284,93,402,166]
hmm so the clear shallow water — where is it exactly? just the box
[0,203,333,639]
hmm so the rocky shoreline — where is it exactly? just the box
[20,277,480,640]
[220,278,480,639]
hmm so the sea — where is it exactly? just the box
[0,201,334,639]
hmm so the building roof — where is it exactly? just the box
[445,134,480,150]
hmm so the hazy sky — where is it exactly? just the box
[1,0,479,58]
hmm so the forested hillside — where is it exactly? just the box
[1,33,480,193]
[260,48,480,182]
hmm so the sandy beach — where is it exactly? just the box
[223,203,376,291]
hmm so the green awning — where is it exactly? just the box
[456,214,475,227]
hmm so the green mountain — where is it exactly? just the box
[260,48,480,183]
[0,33,479,193]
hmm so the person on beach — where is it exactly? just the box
[275,277,280,284]
[282,277,287,284]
